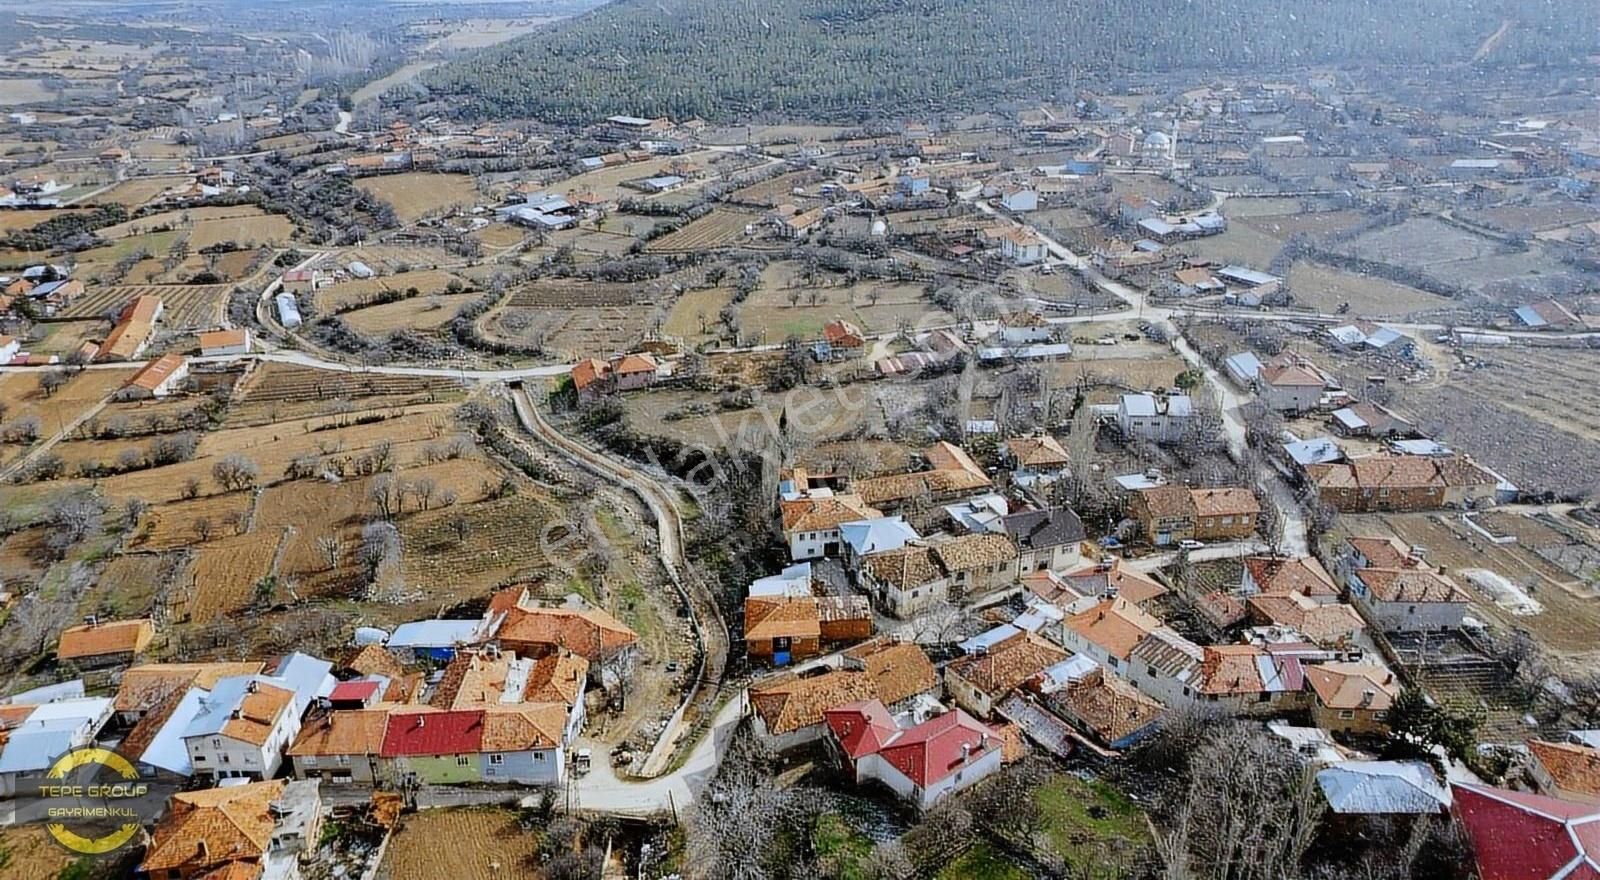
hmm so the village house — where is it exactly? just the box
[1116,392,1193,445]
[1057,597,1164,675]
[1513,299,1582,330]
[1316,760,1449,816]
[1060,558,1170,608]
[55,617,155,668]
[747,639,938,750]
[280,269,320,295]
[1000,434,1070,488]
[997,310,1055,346]
[183,677,300,781]
[1526,739,1600,805]
[1129,486,1260,546]
[287,709,390,784]
[860,543,949,618]
[998,227,1050,265]
[1258,355,1330,413]
[97,294,163,362]
[780,493,881,561]
[1027,656,1165,751]
[119,354,189,400]
[853,442,993,523]
[839,516,921,570]
[139,779,321,880]
[487,588,640,675]
[932,533,1020,601]
[816,318,866,360]
[1003,507,1086,573]
[197,327,252,357]
[944,630,1067,718]
[1340,536,1471,632]
[570,352,661,401]
[1305,454,1499,513]
[743,595,873,665]
[0,698,115,796]
[1245,591,1366,647]
[823,699,1003,810]
[1330,402,1414,439]
[1305,662,1400,735]
[1451,783,1600,880]
[379,709,484,785]
[113,662,265,726]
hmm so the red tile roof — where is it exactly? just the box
[1452,783,1600,880]
[380,709,484,756]
[824,699,899,760]
[329,680,380,702]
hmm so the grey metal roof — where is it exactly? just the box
[1003,507,1086,550]
[1317,761,1449,814]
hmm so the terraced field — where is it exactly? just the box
[58,283,232,329]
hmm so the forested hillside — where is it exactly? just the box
[424,0,1596,122]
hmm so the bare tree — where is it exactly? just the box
[212,454,260,492]
[181,477,202,500]
[38,369,70,398]
[194,517,214,542]
[368,473,402,519]
[317,535,343,571]
[412,477,437,511]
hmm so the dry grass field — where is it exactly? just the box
[0,368,134,466]
[96,205,264,240]
[188,211,296,249]
[1286,262,1455,317]
[91,176,190,209]
[482,303,655,360]
[645,208,760,253]
[0,207,84,232]
[342,292,478,335]
[1178,223,1286,269]
[557,149,722,202]
[376,809,541,880]
[59,283,232,329]
[728,169,820,206]
[315,268,467,312]
[0,826,84,879]
[356,173,480,223]
[225,363,462,425]
[186,533,277,623]
[133,493,256,551]
[399,487,567,603]
[736,261,949,341]
[336,243,464,274]
[0,78,56,104]
[1238,209,1366,240]
[664,286,735,344]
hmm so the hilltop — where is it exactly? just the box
[423,0,1595,123]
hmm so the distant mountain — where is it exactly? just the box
[425,0,1597,123]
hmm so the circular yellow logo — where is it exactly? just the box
[39,747,145,855]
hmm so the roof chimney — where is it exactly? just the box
[1359,688,1376,707]
[961,743,972,763]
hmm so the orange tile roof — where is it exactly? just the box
[57,618,155,660]
[613,352,658,374]
[1005,435,1070,468]
[141,779,285,874]
[524,650,588,705]
[97,319,154,361]
[480,704,568,750]
[1356,568,1469,604]
[932,533,1017,573]
[1243,556,1339,598]
[1246,592,1365,644]
[750,670,877,735]
[780,494,879,532]
[864,544,943,590]
[1191,487,1261,518]
[1197,645,1267,696]
[1529,740,1600,798]
[1347,536,1420,570]
[341,644,406,680]
[287,710,389,757]
[430,650,515,709]
[745,597,822,642]
[1305,662,1400,711]
[126,354,186,392]
[220,683,295,746]
[947,633,1066,695]
[496,604,638,662]
[846,639,938,704]
[571,357,610,391]
[1064,598,1162,660]
[199,328,248,349]
[923,441,988,480]
[1055,666,1164,743]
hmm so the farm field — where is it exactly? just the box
[96,205,265,240]
[0,368,133,467]
[736,261,949,341]
[315,268,468,312]
[1176,223,1285,269]
[226,363,462,424]
[0,78,56,104]
[1285,261,1455,317]
[663,286,735,344]
[1465,203,1600,235]
[1393,346,1600,499]
[27,319,105,356]
[57,229,181,281]
[482,302,654,360]
[1237,209,1366,240]
[90,176,189,209]
[376,808,541,880]
[469,221,527,249]
[59,283,232,329]
[645,208,759,252]
[543,225,639,258]
[398,489,568,605]
[0,207,85,231]
[623,385,877,450]
[1339,217,1495,266]
[1045,355,1191,403]
[557,149,722,202]
[355,173,480,223]
[188,211,295,249]
[185,533,276,623]
[342,291,478,335]
[728,169,820,206]
[336,243,463,274]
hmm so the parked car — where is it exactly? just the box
[1178,539,1204,551]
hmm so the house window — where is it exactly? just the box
[1338,710,1356,720]
[212,738,221,748]
[1408,605,1417,614]
[489,754,505,765]
[304,756,319,767]
[1106,656,1119,668]
[533,752,546,761]
[337,755,350,766]
[456,756,470,766]
[1374,711,1389,721]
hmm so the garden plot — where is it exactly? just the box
[1285,262,1454,317]
[1462,568,1544,616]
[59,283,232,329]
[314,268,467,313]
[644,208,760,252]
[356,173,480,223]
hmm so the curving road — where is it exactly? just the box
[508,387,731,780]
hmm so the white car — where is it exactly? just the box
[1178,539,1204,551]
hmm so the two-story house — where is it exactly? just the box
[182,678,299,781]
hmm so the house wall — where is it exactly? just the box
[749,710,826,752]
[944,670,995,718]
[872,575,950,619]
[187,713,296,781]
[614,371,654,392]
[1016,542,1080,574]
[395,753,482,784]
[1193,515,1257,542]
[1262,385,1322,413]
[482,747,563,785]
[747,636,821,663]
[1317,485,1445,513]
[292,753,380,784]
[201,342,251,357]
[788,527,842,561]
[819,618,873,644]
[1352,591,1465,633]
[1442,483,1499,507]
[1312,702,1388,736]
[947,561,1018,601]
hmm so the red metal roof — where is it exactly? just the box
[329,680,380,702]
[380,710,484,756]
[1452,783,1600,880]
[875,709,995,790]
